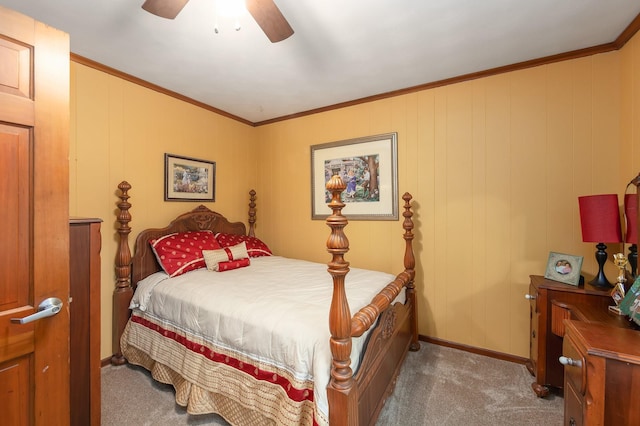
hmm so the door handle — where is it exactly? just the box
[11,297,63,324]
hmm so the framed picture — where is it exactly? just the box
[619,276,640,326]
[310,132,398,220]
[164,153,216,202]
[544,252,583,286]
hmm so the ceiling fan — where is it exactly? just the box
[141,0,294,43]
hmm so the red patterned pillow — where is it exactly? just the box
[150,231,221,277]
[217,257,251,272]
[214,233,272,257]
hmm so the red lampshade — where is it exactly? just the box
[624,193,638,244]
[578,194,622,243]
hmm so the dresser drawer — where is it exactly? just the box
[562,334,585,395]
[564,379,583,426]
[551,301,571,337]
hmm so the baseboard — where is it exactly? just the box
[418,335,529,365]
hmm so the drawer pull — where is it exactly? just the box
[559,356,582,367]
[525,294,536,300]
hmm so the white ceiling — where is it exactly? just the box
[2,1,640,124]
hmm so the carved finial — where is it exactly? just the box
[118,180,131,194]
[248,189,256,237]
[326,175,346,207]
[116,181,131,230]
[326,174,349,260]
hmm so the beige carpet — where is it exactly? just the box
[101,342,563,425]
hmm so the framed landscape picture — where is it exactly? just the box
[165,153,216,202]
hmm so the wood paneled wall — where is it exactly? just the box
[70,32,640,360]
[255,49,628,357]
[69,64,257,359]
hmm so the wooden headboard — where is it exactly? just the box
[130,205,249,285]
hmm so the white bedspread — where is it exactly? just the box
[127,255,400,423]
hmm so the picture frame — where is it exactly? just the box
[544,252,583,286]
[164,153,216,202]
[310,132,398,220]
[619,276,640,326]
[611,282,626,306]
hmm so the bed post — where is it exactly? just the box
[402,192,420,351]
[325,175,358,426]
[248,189,256,237]
[111,181,134,365]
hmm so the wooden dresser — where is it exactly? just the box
[526,275,614,397]
[563,320,640,425]
[69,218,102,426]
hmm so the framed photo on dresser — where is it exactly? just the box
[544,252,583,286]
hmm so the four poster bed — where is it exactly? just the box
[111,175,419,426]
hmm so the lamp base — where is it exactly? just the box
[588,273,613,288]
[629,243,637,278]
[590,242,614,288]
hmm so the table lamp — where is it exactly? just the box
[625,193,638,278]
[578,194,622,288]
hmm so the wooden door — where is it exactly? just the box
[0,6,70,425]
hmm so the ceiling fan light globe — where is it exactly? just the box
[217,0,247,18]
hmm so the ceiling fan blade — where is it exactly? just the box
[142,0,189,19]
[246,0,294,43]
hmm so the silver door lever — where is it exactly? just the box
[11,297,63,324]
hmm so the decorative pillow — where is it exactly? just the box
[150,231,221,277]
[217,257,251,272]
[203,241,250,271]
[214,233,272,257]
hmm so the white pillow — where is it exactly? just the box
[203,241,249,271]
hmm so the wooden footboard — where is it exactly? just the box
[325,175,418,426]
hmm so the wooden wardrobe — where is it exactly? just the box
[69,218,102,426]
